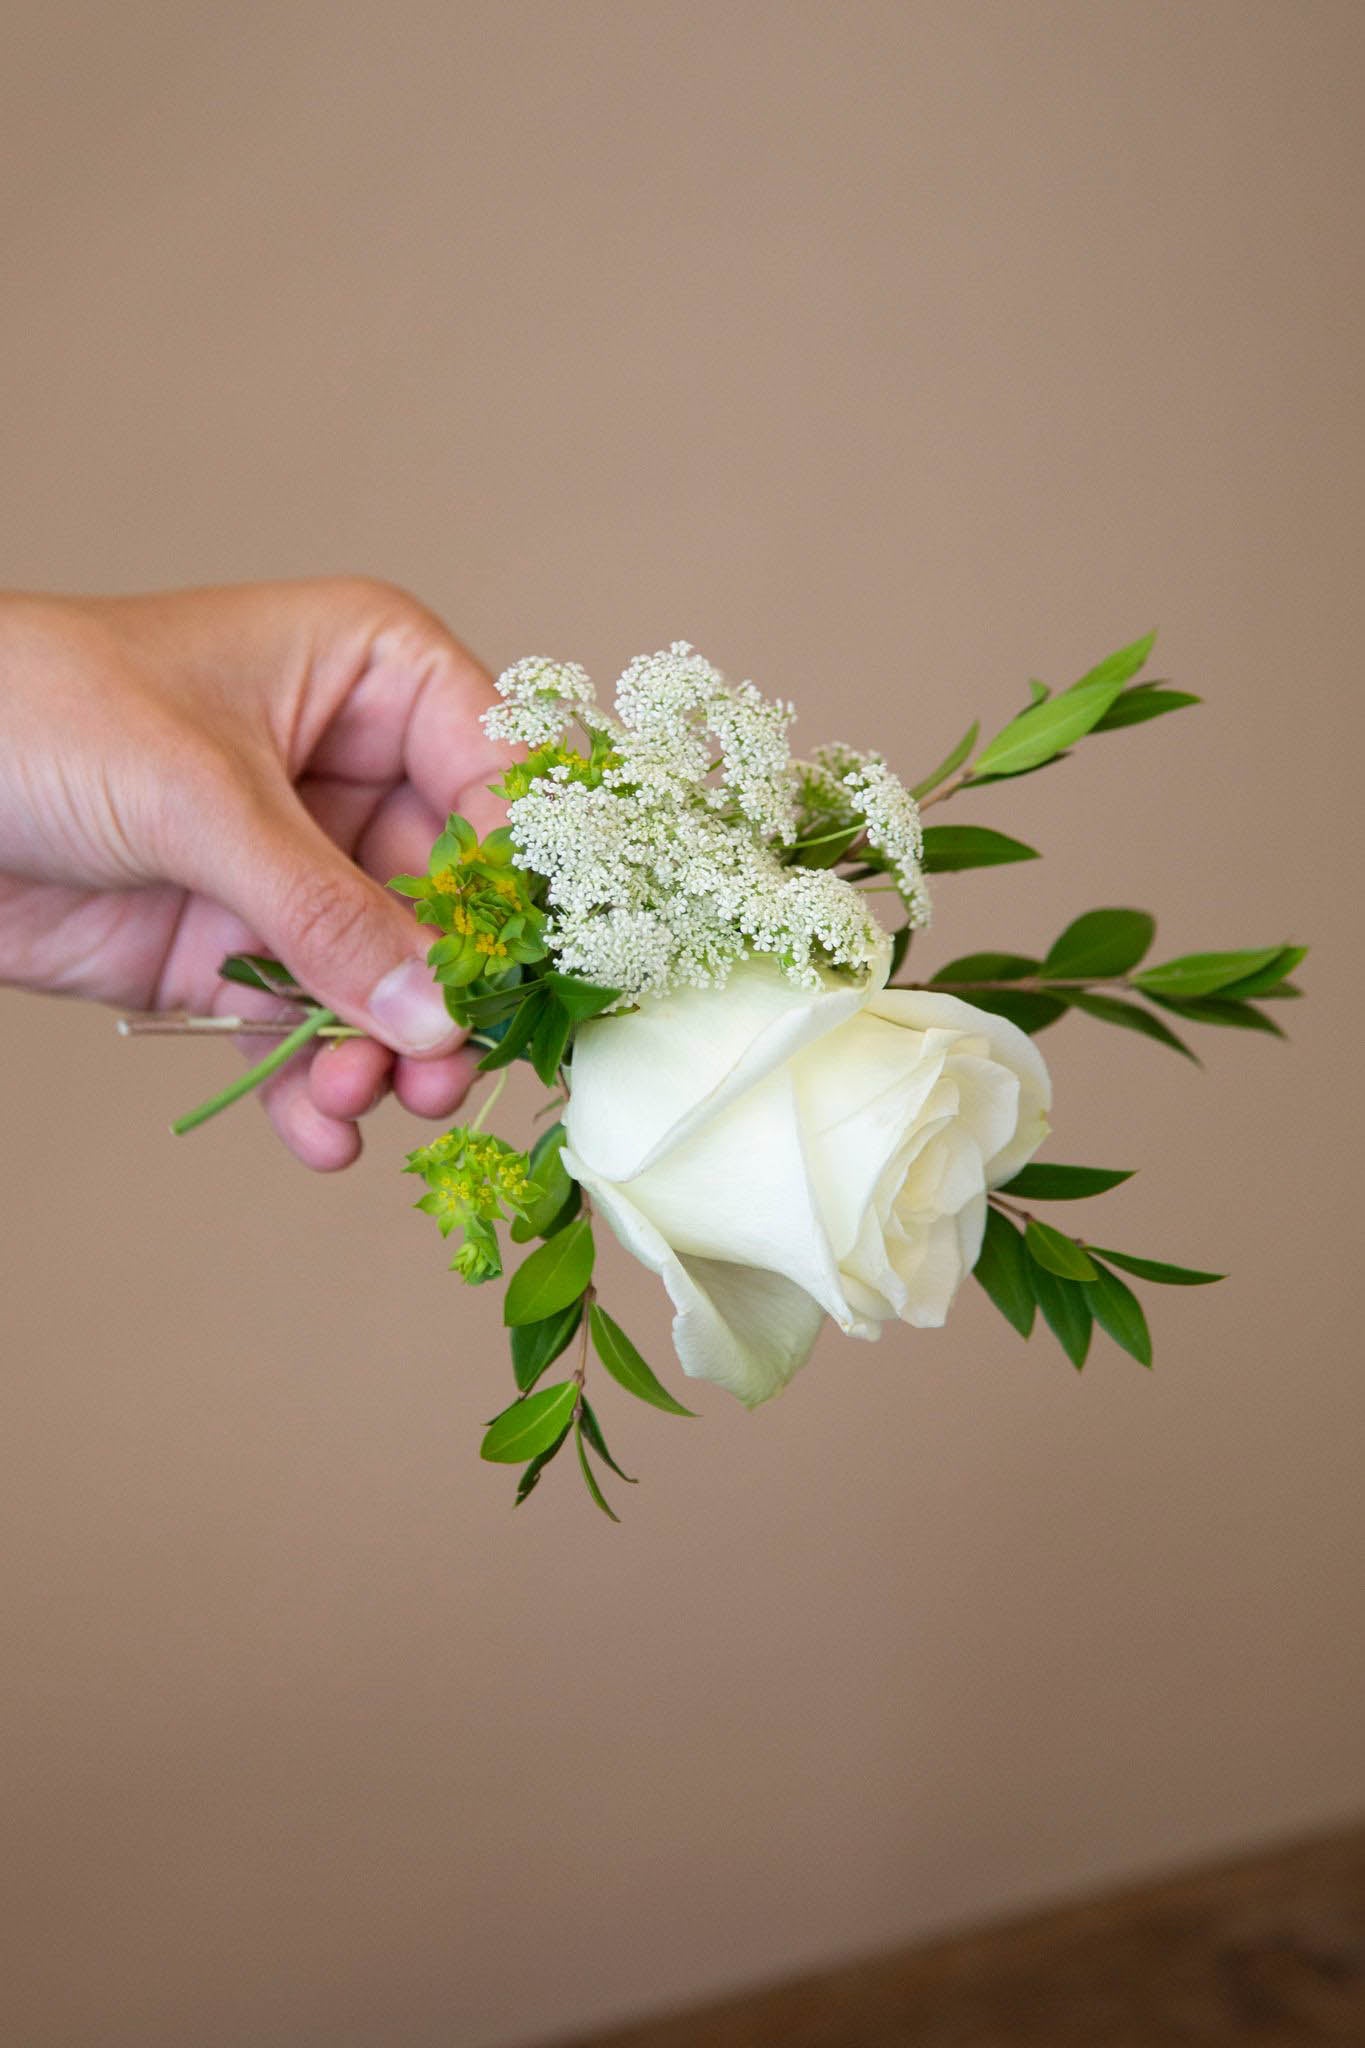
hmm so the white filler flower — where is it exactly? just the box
[563,961,1051,1406]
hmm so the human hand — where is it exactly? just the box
[0,578,513,1167]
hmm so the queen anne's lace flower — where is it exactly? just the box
[485,656,600,748]
[483,643,929,1003]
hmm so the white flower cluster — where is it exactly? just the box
[485,656,601,749]
[837,754,932,928]
[483,643,929,1002]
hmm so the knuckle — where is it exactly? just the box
[279,863,373,968]
[319,574,428,627]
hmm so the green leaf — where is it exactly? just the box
[1025,1218,1098,1283]
[1146,995,1285,1037]
[788,823,865,869]
[528,997,574,1086]
[1026,678,1050,706]
[1091,685,1200,731]
[972,1207,1035,1338]
[909,719,979,801]
[971,633,1155,780]
[510,1124,578,1239]
[573,1415,621,1522]
[920,826,1040,873]
[543,972,622,1022]
[1030,1265,1094,1369]
[960,989,1069,1035]
[970,689,1113,780]
[930,952,1040,983]
[1071,992,1198,1061]
[514,1425,573,1504]
[504,1217,596,1327]
[477,985,546,1071]
[589,1305,697,1416]
[1069,630,1159,694]
[1216,944,1307,999]
[481,1380,579,1463]
[1000,1163,1134,1200]
[579,1397,637,1483]
[1131,947,1286,1001]
[459,977,531,1023]
[1089,1247,1224,1286]
[888,925,913,979]
[1042,908,1156,979]
[510,1298,584,1393]
[219,952,305,999]
[1088,1261,1153,1367]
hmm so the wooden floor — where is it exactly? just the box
[555,1824,1365,2048]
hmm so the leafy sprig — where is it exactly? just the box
[918,913,1305,1050]
[482,1201,695,1518]
[975,1175,1223,1372]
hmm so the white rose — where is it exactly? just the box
[562,958,1052,1406]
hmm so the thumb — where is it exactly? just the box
[203,785,460,1055]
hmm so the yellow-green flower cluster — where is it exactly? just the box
[404,1127,540,1282]
[495,728,620,804]
[390,815,546,1002]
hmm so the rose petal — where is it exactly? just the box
[868,988,1051,1184]
[567,1158,828,1405]
[566,956,881,1184]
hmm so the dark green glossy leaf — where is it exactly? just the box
[543,972,622,1022]
[1030,1264,1094,1369]
[961,989,1069,1035]
[1042,908,1156,979]
[1025,1218,1098,1283]
[1000,1163,1134,1200]
[573,1415,620,1522]
[504,1217,595,1326]
[1131,946,1286,1001]
[1089,1247,1224,1286]
[930,952,1040,984]
[1071,992,1198,1061]
[579,1397,637,1483]
[541,1182,583,1237]
[459,977,531,1024]
[1091,685,1200,731]
[514,1425,573,1504]
[973,1207,1035,1338]
[1147,995,1285,1037]
[920,826,1040,873]
[219,952,305,999]
[510,1299,583,1392]
[511,1124,577,1239]
[529,997,574,1085]
[589,1305,696,1416]
[481,1380,578,1462]
[477,985,546,1071]
[909,719,979,800]
[1216,945,1308,999]
[1088,1261,1153,1367]
[888,925,913,979]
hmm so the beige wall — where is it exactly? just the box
[2,4,1363,2044]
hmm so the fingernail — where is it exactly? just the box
[367,958,459,1054]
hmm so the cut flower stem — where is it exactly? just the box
[169,1006,338,1135]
